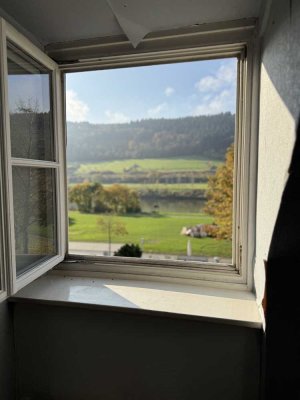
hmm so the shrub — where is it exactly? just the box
[114,243,143,258]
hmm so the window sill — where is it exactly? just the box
[10,271,262,329]
[54,255,246,289]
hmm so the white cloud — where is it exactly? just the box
[193,61,236,115]
[194,90,234,115]
[105,110,130,124]
[66,90,89,122]
[147,102,167,117]
[195,62,236,93]
[216,64,236,83]
[164,86,175,97]
[195,76,220,92]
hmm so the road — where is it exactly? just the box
[69,241,124,256]
[68,241,227,263]
[68,241,181,260]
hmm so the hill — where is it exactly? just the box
[67,112,235,162]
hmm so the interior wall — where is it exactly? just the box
[0,301,15,400]
[254,0,300,309]
[14,303,262,400]
[254,0,300,397]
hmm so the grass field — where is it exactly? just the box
[68,182,208,192]
[102,182,208,191]
[69,210,231,258]
[75,157,221,175]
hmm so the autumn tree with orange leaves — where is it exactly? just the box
[204,144,234,240]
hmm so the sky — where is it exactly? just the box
[8,74,51,113]
[8,50,51,114]
[66,57,237,124]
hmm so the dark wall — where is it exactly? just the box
[14,303,261,400]
[0,301,15,400]
[265,120,300,399]
[259,0,300,398]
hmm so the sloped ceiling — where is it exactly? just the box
[0,0,263,47]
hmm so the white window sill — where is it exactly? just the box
[10,271,262,329]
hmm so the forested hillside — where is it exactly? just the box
[67,112,235,162]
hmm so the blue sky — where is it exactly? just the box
[66,57,237,124]
[8,74,51,113]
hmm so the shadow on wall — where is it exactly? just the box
[266,116,300,399]
[262,0,300,120]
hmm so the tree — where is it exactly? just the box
[69,182,105,213]
[103,184,141,214]
[204,144,234,240]
[68,182,141,214]
[97,214,128,256]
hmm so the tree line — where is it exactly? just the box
[69,182,141,214]
[67,113,235,162]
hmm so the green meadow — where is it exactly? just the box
[68,157,230,259]
[102,182,208,191]
[75,157,221,174]
[69,210,231,258]
[68,182,208,192]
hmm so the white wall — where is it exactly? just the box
[255,0,300,308]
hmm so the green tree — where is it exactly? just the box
[69,182,141,215]
[204,144,234,240]
[69,182,105,213]
[97,214,128,256]
[103,184,141,214]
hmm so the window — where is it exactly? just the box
[66,59,237,266]
[60,30,257,289]
[0,19,66,293]
[0,17,258,294]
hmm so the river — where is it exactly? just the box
[140,198,206,214]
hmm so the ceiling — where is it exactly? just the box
[0,0,263,47]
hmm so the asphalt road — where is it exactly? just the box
[68,241,228,263]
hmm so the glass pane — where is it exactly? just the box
[12,167,57,276]
[7,42,54,161]
[66,58,236,265]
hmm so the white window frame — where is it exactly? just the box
[0,155,8,301]
[0,17,259,295]
[0,18,66,294]
[56,20,260,292]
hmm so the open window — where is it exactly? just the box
[0,17,258,294]
[0,19,66,293]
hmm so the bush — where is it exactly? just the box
[114,243,143,258]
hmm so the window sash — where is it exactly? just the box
[0,158,7,299]
[0,18,66,294]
